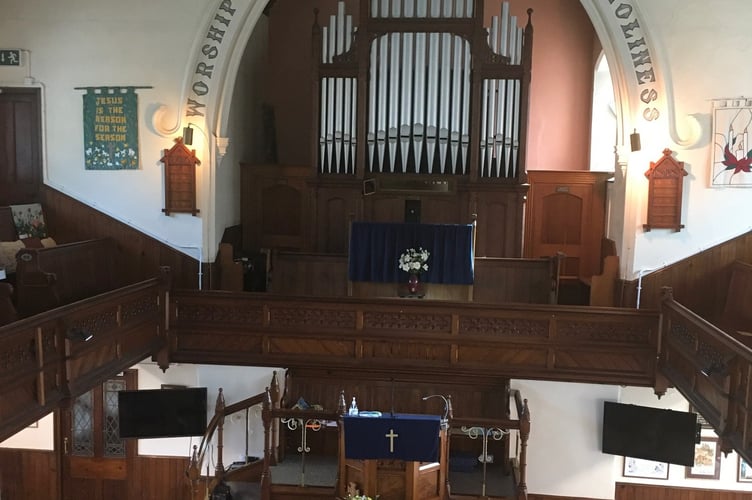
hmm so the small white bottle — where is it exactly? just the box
[349,396,359,415]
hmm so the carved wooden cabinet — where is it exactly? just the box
[643,148,687,232]
[160,138,200,216]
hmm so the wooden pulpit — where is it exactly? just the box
[340,414,448,500]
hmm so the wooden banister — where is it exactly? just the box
[186,373,276,499]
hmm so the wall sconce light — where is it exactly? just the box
[630,128,641,152]
[183,124,194,146]
[66,327,93,342]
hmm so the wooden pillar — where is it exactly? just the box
[260,387,273,500]
[214,388,226,480]
[517,398,530,500]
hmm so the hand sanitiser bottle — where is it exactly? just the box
[349,396,359,415]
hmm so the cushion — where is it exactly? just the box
[41,237,56,248]
[10,203,48,239]
[0,240,25,273]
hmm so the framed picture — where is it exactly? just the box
[739,456,752,482]
[711,99,752,187]
[686,437,721,479]
[623,457,669,480]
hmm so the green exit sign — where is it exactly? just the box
[0,50,21,66]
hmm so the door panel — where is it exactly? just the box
[0,87,42,205]
[61,371,136,500]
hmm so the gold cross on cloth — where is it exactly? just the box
[385,428,399,453]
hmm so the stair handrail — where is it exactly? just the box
[187,371,280,495]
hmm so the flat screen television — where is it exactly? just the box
[118,387,207,439]
[601,401,699,466]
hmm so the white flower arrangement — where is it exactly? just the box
[398,247,430,274]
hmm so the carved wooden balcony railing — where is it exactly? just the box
[166,290,660,386]
[7,273,752,470]
[0,275,166,442]
[659,287,752,466]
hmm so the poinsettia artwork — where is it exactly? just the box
[712,100,752,186]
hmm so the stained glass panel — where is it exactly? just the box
[104,379,126,457]
[72,391,94,456]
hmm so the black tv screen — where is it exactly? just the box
[602,401,698,466]
[118,387,207,439]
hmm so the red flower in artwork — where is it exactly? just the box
[722,143,752,175]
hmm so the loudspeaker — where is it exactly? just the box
[405,200,421,223]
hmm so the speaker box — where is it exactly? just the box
[405,199,421,223]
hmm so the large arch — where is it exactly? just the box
[162,0,700,275]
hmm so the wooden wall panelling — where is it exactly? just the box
[283,368,510,422]
[268,252,348,296]
[615,482,752,500]
[622,230,752,313]
[40,186,203,289]
[128,455,191,499]
[0,448,59,499]
[471,184,528,258]
[240,164,309,252]
[311,178,362,254]
[0,449,191,500]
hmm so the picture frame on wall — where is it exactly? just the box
[686,437,721,479]
[623,457,669,480]
[739,456,752,483]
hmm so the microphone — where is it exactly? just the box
[422,394,451,427]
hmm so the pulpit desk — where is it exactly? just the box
[341,413,448,500]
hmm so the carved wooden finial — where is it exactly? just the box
[215,387,225,413]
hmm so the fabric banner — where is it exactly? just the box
[344,413,440,462]
[82,87,140,170]
[348,222,474,284]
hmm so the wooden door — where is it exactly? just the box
[0,87,42,205]
[524,171,609,283]
[61,371,136,500]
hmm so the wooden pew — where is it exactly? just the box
[15,238,125,317]
[268,250,562,304]
[0,283,17,326]
[720,260,752,343]
[472,255,562,304]
[583,238,619,307]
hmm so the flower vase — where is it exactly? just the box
[407,273,420,294]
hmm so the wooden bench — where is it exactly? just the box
[472,255,562,304]
[269,250,561,304]
[15,238,125,317]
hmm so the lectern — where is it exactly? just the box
[341,414,447,500]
